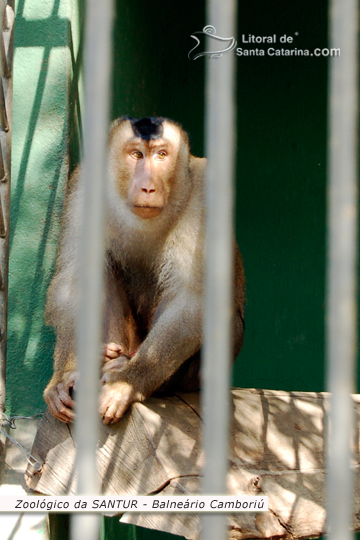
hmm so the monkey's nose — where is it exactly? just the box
[141,187,156,194]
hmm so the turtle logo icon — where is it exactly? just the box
[188,25,237,60]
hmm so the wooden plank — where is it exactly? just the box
[25,393,202,496]
[24,389,360,539]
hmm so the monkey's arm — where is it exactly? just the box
[43,169,84,422]
[99,292,202,424]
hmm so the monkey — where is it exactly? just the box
[43,116,245,425]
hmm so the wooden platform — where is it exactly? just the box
[25,389,360,539]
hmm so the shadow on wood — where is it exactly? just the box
[24,389,360,539]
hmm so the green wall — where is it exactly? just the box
[7,0,350,539]
[8,0,79,415]
[111,0,205,158]
[234,2,328,392]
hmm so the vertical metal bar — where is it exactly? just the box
[201,1,237,539]
[0,0,14,414]
[326,0,358,539]
[70,0,113,539]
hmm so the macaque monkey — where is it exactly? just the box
[44,117,245,424]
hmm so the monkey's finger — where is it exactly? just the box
[104,398,127,423]
[98,388,112,414]
[99,389,119,421]
[57,405,75,422]
[100,407,114,424]
[104,351,120,360]
[103,343,122,359]
[58,389,76,408]
[57,384,76,409]
[67,371,80,386]
[99,381,134,421]
[102,356,129,373]
[106,342,122,352]
[64,371,79,392]
[110,405,128,424]
[58,389,76,410]
[103,409,117,425]
[47,399,68,423]
[57,410,74,423]
[53,387,76,417]
[48,394,75,423]
[103,402,126,424]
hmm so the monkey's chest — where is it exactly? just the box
[122,269,161,330]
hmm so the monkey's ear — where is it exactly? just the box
[109,116,135,133]
[189,155,206,180]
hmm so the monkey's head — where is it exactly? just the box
[108,116,191,221]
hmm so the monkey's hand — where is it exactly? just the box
[44,371,78,423]
[102,342,130,374]
[99,375,143,424]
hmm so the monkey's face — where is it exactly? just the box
[110,119,189,221]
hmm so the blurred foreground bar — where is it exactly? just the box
[70,1,114,539]
[326,0,358,539]
[202,0,237,538]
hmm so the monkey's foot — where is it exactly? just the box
[99,381,140,424]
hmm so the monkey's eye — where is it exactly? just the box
[131,151,143,160]
[157,151,167,160]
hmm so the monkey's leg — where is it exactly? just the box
[99,294,202,423]
[102,267,141,366]
[44,268,140,423]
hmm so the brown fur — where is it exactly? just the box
[43,117,245,424]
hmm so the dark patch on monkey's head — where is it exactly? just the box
[130,117,164,141]
[109,115,191,151]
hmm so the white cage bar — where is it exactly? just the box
[326,0,359,539]
[70,0,114,539]
[201,0,237,539]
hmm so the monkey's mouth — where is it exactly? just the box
[131,205,163,219]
